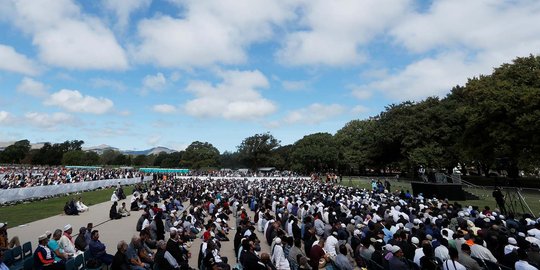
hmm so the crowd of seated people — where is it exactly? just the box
[4,174,540,270]
[120,176,540,270]
[0,165,141,189]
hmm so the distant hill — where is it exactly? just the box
[0,141,177,156]
[123,146,177,156]
[83,144,120,155]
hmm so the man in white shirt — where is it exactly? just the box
[528,223,540,241]
[58,224,77,255]
[505,237,519,255]
[435,239,450,262]
[324,232,339,257]
[443,248,466,270]
[515,249,539,270]
[470,238,497,263]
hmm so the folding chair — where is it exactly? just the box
[22,242,32,258]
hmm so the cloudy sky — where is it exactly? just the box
[1,0,539,152]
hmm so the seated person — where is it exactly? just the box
[119,202,131,217]
[88,230,114,265]
[110,202,122,220]
[48,230,69,262]
[112,241,130,270]
[75,197,89,212]
[0,222,21,250]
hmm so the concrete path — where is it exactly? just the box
[8,195,270,269]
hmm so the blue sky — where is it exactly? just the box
[1,0,539,152]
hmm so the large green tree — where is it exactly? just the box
[457,55,540,177]
[291,132,338,173]
[0,140,31,163]
[181,141,220,169]
[237,133,280,170]
[335,119,378,174]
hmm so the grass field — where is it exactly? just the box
[341,177,540,217]
[0,186,133,227]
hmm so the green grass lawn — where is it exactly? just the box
[341,177,540,216]
[0,186,133,227]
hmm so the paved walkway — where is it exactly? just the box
[9,195,270,269]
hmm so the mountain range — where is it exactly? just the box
[0,141,177,156]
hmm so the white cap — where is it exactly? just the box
[391,245,401,253]
[508,238,517,245]
[275,237,282,244]
[38,234,48,241]
[0,222,6,229]
[354,229,361,236]
[170,227,178,233]
[64,224,72,231]
[411,237,420,244]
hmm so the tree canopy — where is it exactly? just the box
[2,55,540,177]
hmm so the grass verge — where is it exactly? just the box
[0,186,133,227]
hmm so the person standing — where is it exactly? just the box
[271,238,290,270]
[492,187,507,214]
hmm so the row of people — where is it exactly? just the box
[0,165,141,189]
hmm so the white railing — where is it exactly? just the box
[0,176,151,204]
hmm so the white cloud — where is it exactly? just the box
[153,104,177,114]
[24,112,74,129]
[133,0,297,68]
[91,78,127,92]
[183,69,276,120]
[362,51,495,101]
[118,110,131,116]
[360,69,389,80]
[16,77,48,97]
[5,0,128,70]
[102,0,151,30]
[0,111,15,124]
[0,44,40,75]
[351,105,369,114]
[356,0,540,101]
[45,89,114,114]
[348,86,373,100]
[282,80,308,91]
[277,0,411,66]
[282,103,345,125]
[142,72,167,91]
[169,71,181,82]
[391,0,540,55]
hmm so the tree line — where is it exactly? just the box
[1,56,539,177]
